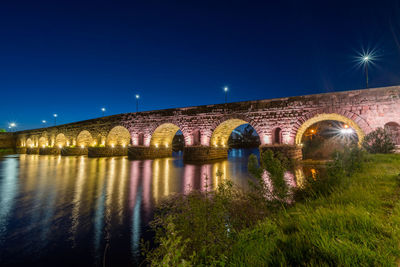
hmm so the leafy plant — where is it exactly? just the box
[362,127,395,154]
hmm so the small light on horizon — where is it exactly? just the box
[101,107,106,112]
[53,114,58,118]
[224,87,228,92]
[136,94,140,99]
[42,120,47,124]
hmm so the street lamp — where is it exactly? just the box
[42,120,47,124]
[135,94,140,112]
[101,107,106,116]
[53,114,58,126]
[224,87,228,103]
[8,122,16,131]
[362,55,370,88]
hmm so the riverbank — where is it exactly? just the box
[230,154,400,266]
[146,153,400,266]
[0,148,14,156]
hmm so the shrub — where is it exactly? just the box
[145,151,293,266]
[294,146,367,200]
[247,150,289,204]
[362,127,395,154]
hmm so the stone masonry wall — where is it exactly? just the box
[10,86,400,161]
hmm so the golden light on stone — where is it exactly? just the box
[295,113,364,145]
[150,123,180,148]
[55,133,67,148]
[80,145,84,148]
[210,119,249,147]
[77,130,93,147]
[106,126,131,147]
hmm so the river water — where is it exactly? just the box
[0,149,315,266]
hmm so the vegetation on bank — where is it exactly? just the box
[144,146,400,266]
[0,148,14,155]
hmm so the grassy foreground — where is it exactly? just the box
[230,154,400,266]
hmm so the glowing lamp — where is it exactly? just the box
[81,145,84,148]
[111,144,115,148]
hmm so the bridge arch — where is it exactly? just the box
[77,130,94,147]
[293,113,366,145]
[38,137,48,147]
[210,118,261,147]
[55,133,67,148]
[150,123,182,148]
[26,138,33,147]
[106,126,131,147]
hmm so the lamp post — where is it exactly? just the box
[53,114,58,126]
[42,120,47,124]
[101,107,106,116]
[8,122,16,132]
[135,94,140,112]
[362,55,370,88]
[224,87,228,104]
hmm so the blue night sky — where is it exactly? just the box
[1,0,400,130]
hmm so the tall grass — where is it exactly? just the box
[144,150,400,266]
[230,154,400,266]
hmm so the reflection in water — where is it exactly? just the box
[0,149,320,266]
[0,157,18,246]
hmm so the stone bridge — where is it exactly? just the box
[4,86,400,161]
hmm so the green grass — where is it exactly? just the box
[229,154,400,266]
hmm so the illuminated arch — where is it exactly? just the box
[106,126,131,146]
[55,133,67,147]
[295,113,365,145]
[150,123,180,148]
[210,119,260,147]
[26,138,33,147]
[77,130,93,147]
[38,137,48,147]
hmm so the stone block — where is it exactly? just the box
[183,146,228,162]
[88,147,128,157]
[128,146,171,160]
[16,147,27,154]
[259,144,303,160]
[61,147,88,156]
[39,147,61,155]
[26,147,39,154]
